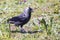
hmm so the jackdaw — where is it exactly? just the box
[7,7,33,32]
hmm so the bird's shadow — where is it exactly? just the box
[11,30,43,34]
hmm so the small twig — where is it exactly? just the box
[9,23,11,38]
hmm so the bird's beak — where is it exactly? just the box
[32,9,35,12]
[32,8,35,12]
[32,9,34,12]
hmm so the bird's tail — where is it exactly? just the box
[7,19,10,23]
[7,19,14,24]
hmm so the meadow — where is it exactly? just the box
[0,0,60,40]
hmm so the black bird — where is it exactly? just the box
[7,7,33,32]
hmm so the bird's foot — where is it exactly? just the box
[20,28,27,33]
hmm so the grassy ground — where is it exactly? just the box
[0,0,60,40]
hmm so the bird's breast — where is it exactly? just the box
[23,14,31,24]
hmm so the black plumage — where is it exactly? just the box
[7,7,33,32]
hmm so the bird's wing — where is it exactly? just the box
[10,16,26,22]
[13,15,27,22]
[18,13,28,21]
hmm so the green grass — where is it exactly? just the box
[0,0,60,40]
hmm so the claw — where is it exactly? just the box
[20,28,27,33]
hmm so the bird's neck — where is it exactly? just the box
[24,11,31,17]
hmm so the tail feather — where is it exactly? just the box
[7,19,10,23]
[7,19,14,24]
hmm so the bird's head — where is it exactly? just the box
[24,7,33,14]
[28,7,33,12]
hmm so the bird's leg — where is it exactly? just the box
[19,25,26,33]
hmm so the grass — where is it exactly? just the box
[0,0,60,40]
